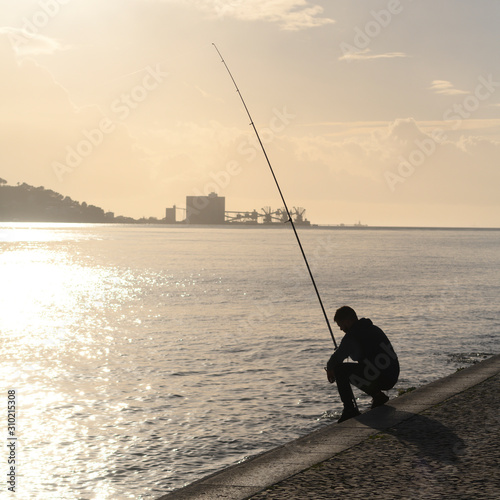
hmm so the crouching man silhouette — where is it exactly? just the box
[326,306,399,423]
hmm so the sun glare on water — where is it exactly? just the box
[0,226,137,497]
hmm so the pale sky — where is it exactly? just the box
[1,0,499,226]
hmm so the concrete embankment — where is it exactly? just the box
[157,353,500,500]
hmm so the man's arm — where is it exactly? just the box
[326,335,350,369]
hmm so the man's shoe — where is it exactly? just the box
[337,407,361,423]
[371,392,389,409]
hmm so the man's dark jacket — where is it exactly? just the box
[327,318,399,383]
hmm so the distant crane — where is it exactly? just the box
[261,206,282,223]
[292,207,307,224]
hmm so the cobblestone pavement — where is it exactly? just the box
[248,373,500,500]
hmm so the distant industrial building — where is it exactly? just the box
[165,205,176,224]
[186,192,225,224]
[165,193,311,225]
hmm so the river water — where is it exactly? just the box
[1,224,498,499]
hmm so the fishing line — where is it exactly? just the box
[213,43,337,348]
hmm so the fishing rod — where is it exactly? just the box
[213,43,337,349]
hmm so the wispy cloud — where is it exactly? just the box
[339,48,407,62]
[428,80,469,95]
[155,0,335,30]
[0,27,67,56]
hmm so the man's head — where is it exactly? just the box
[334,306,358,332]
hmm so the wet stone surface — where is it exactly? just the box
[248,373,500,499]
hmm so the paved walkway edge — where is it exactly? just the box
[157,354,500,500]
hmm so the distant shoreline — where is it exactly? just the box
[2,184,497,231]
[1,222,499,231]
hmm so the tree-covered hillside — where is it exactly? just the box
[0,179,140,223]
